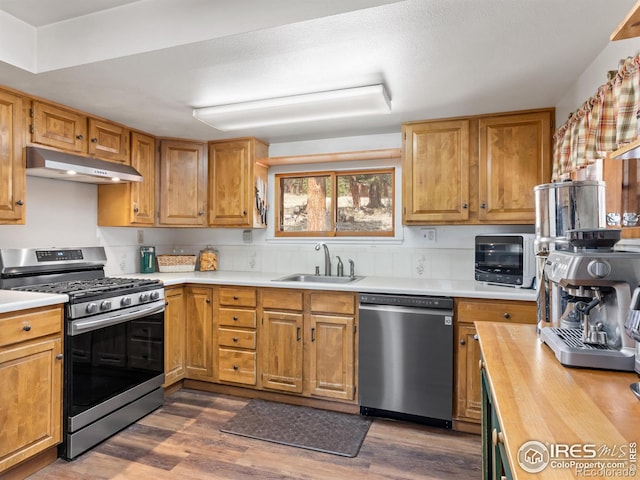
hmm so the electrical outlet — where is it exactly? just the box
[420,228,436,244]
[137,229,144,244]
[242,230,253,243]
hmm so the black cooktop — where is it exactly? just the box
[13,277,162,300]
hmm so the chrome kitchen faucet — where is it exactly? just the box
[314,242,331,276]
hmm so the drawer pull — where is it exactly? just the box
[233,316,238,321]
[233,365,239,371]
[206,298,211,304]
[297,326,301,341]
[311,327,316,342]
[232,337,239,342]
[503,312,510,319]
[473,334,479,341]
[56,354,63,360]
[23,324,31,332]
[233,295,239,300]
[460,338,466,345]
[479,359,484,370]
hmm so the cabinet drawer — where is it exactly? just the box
[310,292,356,315]
[218,349,256,385]
[218,328,256,349]
[262,289,304,311]
[0,307,62,348]
[219,287,257,307]
[456,299,536,324]
[219,308,256,328]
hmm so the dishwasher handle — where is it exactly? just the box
[359,303,453,318]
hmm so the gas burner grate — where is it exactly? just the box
[551,327,612,350]
[13,277,162,296]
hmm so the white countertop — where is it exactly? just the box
[0,290,68,314]
[0,271,535,315]
[120,270,538,301]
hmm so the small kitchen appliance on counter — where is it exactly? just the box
[539,229,640,371]
[140,245,156,273]
[474,233,535,288]
[534,180,606,330]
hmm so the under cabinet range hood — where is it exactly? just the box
[25,146,143,184]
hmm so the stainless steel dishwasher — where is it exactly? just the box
[358,293,453,428]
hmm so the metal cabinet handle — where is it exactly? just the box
[206,298,211,304]
[16,199,24,206]
[133,206,139,213]
[503,312,510,319]
[473,334,479,341]
[296,326,301,341]
[311,327,316,342]
[462,203,468,209]
[479,359,484,370]
[492,428,504,446]
[233,296,239,300]
[460,338,466,345]
[232,337,239,342]
[233,316,238,321]
[233,365,239,371]
[91,137,98,143]
[198,210,204,216]
[76,134,84,140]
[481,203,486,209]
[243,210,247,216]
[56,354,63,360]
[23,324,31,332]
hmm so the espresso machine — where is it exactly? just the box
[539,229,639,371]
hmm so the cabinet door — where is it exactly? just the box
[402,120,470,223]
[208,140,252,226]
[31,100,87,153]
[478,111,551,223]
[164,287,186,386]
[307,314,355,400]
[0,89,25,224]
[261,310,303,393]
[455,322,482,422]
[0,337,62,473]
[88,118,130,164]
[97,131,156,226]
[159,140,207,226]
[185,287,214,380]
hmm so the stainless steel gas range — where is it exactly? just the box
[0,246,165,460]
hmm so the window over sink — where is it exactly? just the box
[275,168,395,237]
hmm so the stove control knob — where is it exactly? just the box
[139,293,150,302]
[150,290,160,301]
[100,300,112,311]
[121,297,132,307]
[86,303,98,314]
[587,260,611,279]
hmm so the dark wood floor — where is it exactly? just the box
[28,389,481,480]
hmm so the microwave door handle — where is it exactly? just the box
[68,302,165,336]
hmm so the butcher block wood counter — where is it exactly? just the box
[476,322,640,480]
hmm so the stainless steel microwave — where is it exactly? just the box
[474,234,535,288]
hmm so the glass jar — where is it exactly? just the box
[198,245,218,271]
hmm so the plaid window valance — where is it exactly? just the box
[553,55,640,180]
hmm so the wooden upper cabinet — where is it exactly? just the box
[0,88,26,225]
[159,139,207,226]
[208,138,269,228]
[98,131,156,226]
[402,120,470,223]
[478,111,552,223]
[88,117,130,164]
[31,100,87,153]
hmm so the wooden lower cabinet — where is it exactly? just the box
[0,305,63,475]
[185,286,214,381]
[454,298,535,432]
[260,289,357,402]
[164,286,186,387]
[215,286,258,386]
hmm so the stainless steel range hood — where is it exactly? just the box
[26,146,143,184]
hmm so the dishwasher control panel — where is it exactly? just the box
[359,293,453,310]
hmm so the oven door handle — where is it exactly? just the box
[68,301,165,336]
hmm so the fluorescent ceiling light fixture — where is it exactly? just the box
[193,84,391,131]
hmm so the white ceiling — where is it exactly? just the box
[0,0,635,144]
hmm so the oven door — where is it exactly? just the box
[475,235,525,285]
[64,301,165,433]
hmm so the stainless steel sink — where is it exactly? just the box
[273,273,363,284]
